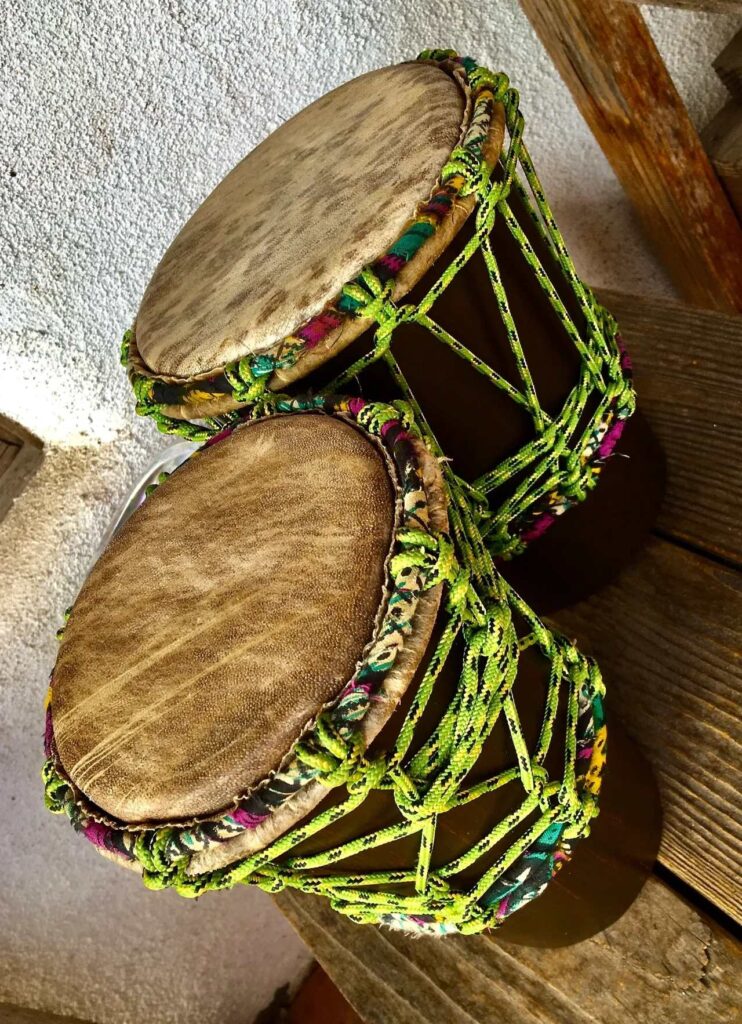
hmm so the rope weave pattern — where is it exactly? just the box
[44,396,606,936]
[123,50,635,561]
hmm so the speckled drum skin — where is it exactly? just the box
[135,63,468,379]
[52,412,447,844]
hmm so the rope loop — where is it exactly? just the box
[469,66,510,101]
[250,866,288,893]
[474,602,512,659]
[340,268,394,323]
[559,449,597,503]
[224,355,271,405]
[389,766,451,824]
[294,722,367,790]
[390,529,458,590]
[120,329,133,366]
[390,399,419,434]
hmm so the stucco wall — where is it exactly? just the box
[1,3,737,1021]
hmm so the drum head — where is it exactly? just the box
[128,56,505,418]
[50,405,447,842]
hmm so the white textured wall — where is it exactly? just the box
[0,3,737,1022]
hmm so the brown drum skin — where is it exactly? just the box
[297,185,665,613]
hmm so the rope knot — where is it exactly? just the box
[388,766,450,824]
[255,868,287,894]
[294,719,366,790]
[475,603,511,658]
[225,355,271,405]
[390,530,459,591]
[560,449,594,502]
[132,374,157,414]
[469,67,510,102]
[340,269,394,324]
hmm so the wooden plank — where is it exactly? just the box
[703,100,742,221]
[596,289,742,565]
[554,538,742,923]
[276,877,742,1024]
[0,439,20,478]
[518,0,742,313]
[0,417,43,521]
[616,0,742,11]
[714,28,742,103]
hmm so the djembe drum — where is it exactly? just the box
[122,50,664,611]
[43,52,662,943]
[44,395,659,943]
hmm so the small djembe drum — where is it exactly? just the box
[44,52,661,943]
[122,50,664,611]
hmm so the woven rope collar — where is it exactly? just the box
[44,395,606,937]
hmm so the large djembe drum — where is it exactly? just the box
[44,52,662,943]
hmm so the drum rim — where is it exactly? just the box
[123,50,506,419]
[43,396,449,864]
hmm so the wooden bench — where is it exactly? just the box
[275,291,742,1024]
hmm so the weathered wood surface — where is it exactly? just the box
[703,101,742,221]
[596,290,742,566]
[555,538,742,923]
[519,0,742,312]
[617,0,742,10]
[714,28,742,103]
[276,879,741,1024]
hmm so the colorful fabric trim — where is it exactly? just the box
[122,50,636,563]
[44,395,606,936]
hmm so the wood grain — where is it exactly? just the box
[596,289,742,566]
[554,538,742,923]
[276,878,741,1024]
[518,0,742,312]
[0,1005,93,1023]
[617,0,742,10]
[287,964,364,1024]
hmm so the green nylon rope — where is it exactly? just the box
[45,395,604,933]
[317,90,633,557]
